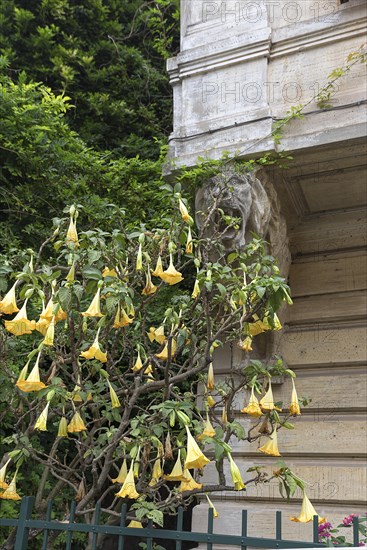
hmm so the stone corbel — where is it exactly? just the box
[195,165,291,278]
[195,164,291,365]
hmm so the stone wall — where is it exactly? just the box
[167,0,367,545]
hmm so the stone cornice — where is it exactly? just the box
[167,28,271,82]
[168,16,366,81]
[271,16,367,58]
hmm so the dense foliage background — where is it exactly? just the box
[0,0,179,155]
[0,0,180,251]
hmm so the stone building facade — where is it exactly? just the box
[167,0,367,543]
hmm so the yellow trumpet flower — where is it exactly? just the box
[258,427,281,457]
[147,325,165,344]
[55,307,67,322]
[241,387,262,418]
[127,520,143,528]
[207,362,215,391]
[80,329,107,362]
[136,243,143,271]
[164,432,173,460]
[116,461,140,499]
[112,459,128,484]
[66,263,75,282]
[179,469,202,491]
[260,381,282,412]
[72,384,83,402]
[185,226,193,254]
[228,453,245,490]
[142,268,157,296]
[158,255,184,285]
[221,407,228,426]
[132,349,143,372]
[207,395,216,407]
[191,279,200,299]
[184,425,210,470]
[179,198,190,222]
[43,317,55,346]
[35,316,50,336]
[290,491,326,523]
[57,417,68,437]
[102,267,117,277]
[40,297,55,321]
[144,363,153,375]
[155,338,176,360]
[108,380,121,408]
[164,450,187,481]
[16,353,46,392]
[36,298,66,332]
[66,216,78,244]
[16,361,29,386]
[81,287,103,317]
[197,414,216,441]
[152,255,163,277]
[34,402,50,431]
[0,471,21,501]
[145,372,155,383]
[67,411,87,433]
[290,378,301,416]
[238,336,253,352]
[0,459,11,490]
[133,450,140,479]
[113,304,133,328]
[5,299,36,335]
[149,458,163,486]
[0,282,19,315]
[206,495,219,518]
[247,315,271,336]
[262,312,282,331]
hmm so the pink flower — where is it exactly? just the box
[343,514,358,526]
[318,522,333,541]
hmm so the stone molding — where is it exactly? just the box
[168,11,366,81]
[167,27,272,81]
[271,16,367,58]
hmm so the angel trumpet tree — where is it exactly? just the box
[0,180,314,548]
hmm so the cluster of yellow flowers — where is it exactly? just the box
[111,424,209,500]
[0,460,21,501]
[0,283,67,340]
[237,312,282,352]
[205,362,301,457]
[0,199,323,525]
[202,363,326,523]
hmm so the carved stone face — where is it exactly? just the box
[195,171,271,251]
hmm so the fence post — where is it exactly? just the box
[312,515,319,545]
[353,516,359,546]
[14,496,35,550]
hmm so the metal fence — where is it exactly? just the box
[1,496,360,550]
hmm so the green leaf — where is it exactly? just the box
[88,250,101,264]
[227,252,238,263]
[282,422,295,429]
[73,284,84,301]
[147,509,163,527]
[105,295,118,314]
[215,283,226,297]
[255,286,266,298]
[82,266,102,280]
[58,287,72,311]
[204,281,213,292]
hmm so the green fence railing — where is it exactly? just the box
[1,496,360,550]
